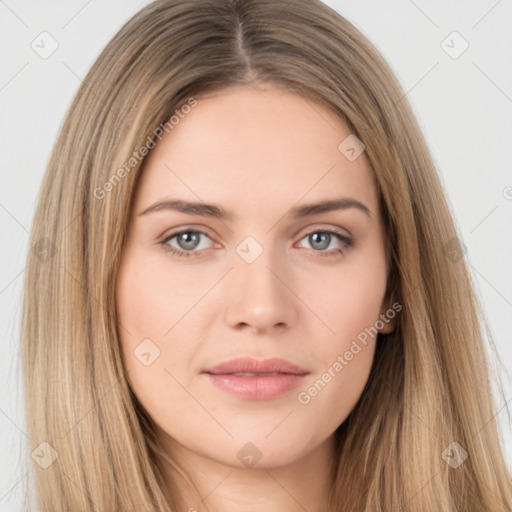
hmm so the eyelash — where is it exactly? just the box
[159,228,353,259]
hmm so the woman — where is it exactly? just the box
[21,0,512,510]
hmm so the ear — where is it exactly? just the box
[377,295,399,334]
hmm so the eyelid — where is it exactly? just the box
[159,224,216,242]
[294,223,351,239]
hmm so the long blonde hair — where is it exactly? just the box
[21,0,511,510]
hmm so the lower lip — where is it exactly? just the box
[204,373,308,400]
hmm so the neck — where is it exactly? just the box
[157,432,338,512]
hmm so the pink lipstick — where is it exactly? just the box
[202,357,309,400]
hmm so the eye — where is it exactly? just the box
[160,229,214,258]
[296,229,353,257]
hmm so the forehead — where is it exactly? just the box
[133,85,378,219]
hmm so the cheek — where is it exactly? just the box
[297,247,387,424]
[297,343,375,438]
[115,251,199,424]
[116,249,204,344]
[115,247,214,389]
[297,287,380,434]
[115,250,185,380]
[309,250,388,345]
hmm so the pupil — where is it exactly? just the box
[311,232,330,250]
[179,232,199,250]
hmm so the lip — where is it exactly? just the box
[203,357,309,376]
[202,357,309,400]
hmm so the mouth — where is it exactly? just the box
[228,372,282,376]
[202,357,309,400]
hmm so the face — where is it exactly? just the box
[116,84,395,472]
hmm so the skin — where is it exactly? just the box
[116,83,396,512]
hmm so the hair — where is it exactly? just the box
[20,0,512,510]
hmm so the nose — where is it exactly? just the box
[223,250,299,334]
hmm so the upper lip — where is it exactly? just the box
[202,357,309,375]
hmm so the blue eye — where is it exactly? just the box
[160,229,213,258]
[297,230,353,257]
[159,228,353,258]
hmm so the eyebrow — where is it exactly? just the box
[138,196,372,220]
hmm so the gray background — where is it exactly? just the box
[1,1,511,509]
